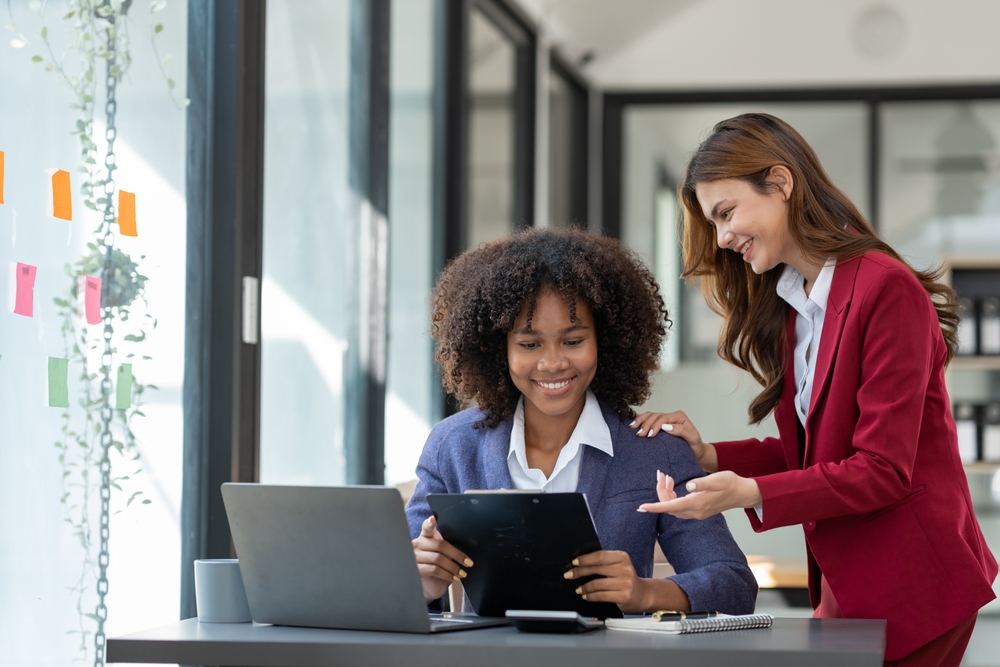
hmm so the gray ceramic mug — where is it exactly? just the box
[194,559,252,623]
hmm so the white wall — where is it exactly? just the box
[518,0,1000,90]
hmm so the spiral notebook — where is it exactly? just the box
[605,613,773,634]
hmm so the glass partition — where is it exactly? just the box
[0,0,188,661]
[622,102,868,444]
[385,0,437,485]
[467,8,517,248]
[880,101,1000,268]
[259,1,351,485]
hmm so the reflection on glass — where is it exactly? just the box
[468,9,516,248]
[386,0,436,485]
[880,101,1000,268]
[260,0,351,485]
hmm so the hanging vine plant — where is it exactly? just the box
[5,1,185,665]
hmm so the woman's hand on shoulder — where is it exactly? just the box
[631,410,718,472]
[411,515,473,603]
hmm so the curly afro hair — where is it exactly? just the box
[431,228,669,428]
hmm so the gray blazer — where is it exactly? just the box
[405,399,758,614]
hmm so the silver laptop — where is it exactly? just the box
[221,483,508,633]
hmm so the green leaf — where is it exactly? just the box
[154,23,164,34]
[40,26,47,40]
[141,499,152,504]
[126,491,143,506]
[31,54,42,62]
[166,77,175,90]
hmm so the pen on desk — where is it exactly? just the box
[649,611,721,621]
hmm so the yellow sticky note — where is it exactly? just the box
[49,169,72,221]
[117,190,137,236]
[0,151,5,205]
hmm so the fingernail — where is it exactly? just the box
[575,587,582,594]
[564,570,574,579]
[629,420,636,427]
[662,424,673,432]
[581,594,588,600]
[637,429,644,436]
[687,481,696,491]
[657,469,663,480]
[453,576,461,582]
[647,429,656,438]
[459,569,467,578]
[464,558,474,567]
[572,558,580,566]
[637,508,647,513]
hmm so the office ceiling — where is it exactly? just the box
[521,0,701,67]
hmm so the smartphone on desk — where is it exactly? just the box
[505,610,604,633]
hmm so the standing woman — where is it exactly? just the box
[635,113,997,666]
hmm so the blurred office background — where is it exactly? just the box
[3,0,1000,665]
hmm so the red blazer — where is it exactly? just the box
[714,252,997,661]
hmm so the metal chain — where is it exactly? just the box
[93,8,120,667]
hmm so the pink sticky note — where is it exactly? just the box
[77,275,102,324]
[12,262,36,317]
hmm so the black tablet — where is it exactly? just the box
[427,492,622,619]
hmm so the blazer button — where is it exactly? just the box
[804,521,816,531]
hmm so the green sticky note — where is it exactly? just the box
[116,363,132,410]
[48,357,70,408]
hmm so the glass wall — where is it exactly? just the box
[548,62,587,229]
[622,102,868,445]
[0,0,187,662]
[467,8,517,248]
[878,102,1000,648]
[385,0,437,486]
[259,1,351,486]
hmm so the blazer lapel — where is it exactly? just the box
[804,256,860,462]
[481,416,516,490]
[776,309,802,471]
[576,401,616,514]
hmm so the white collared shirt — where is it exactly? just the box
[755,260,835,522]
[507,389,614,492]
[776,260,837,427]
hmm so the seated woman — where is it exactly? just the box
[405,228,757,615]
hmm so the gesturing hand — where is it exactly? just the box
[563,550,649,613]
[637,470,762,520]
[411,515,474,603]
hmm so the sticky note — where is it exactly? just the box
[117,190,137,236]
[48,357,70,408]
[116,363,132,410]
[77,275,102,324]
[12,262,36,317]
[48,169,72,220]
[0,151,5,204]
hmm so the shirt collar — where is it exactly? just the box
[508,389,614,468]
[776,259,836,316]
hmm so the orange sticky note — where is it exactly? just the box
[48,169,72,220]
[117,190,137,236]
[0,151,5,205]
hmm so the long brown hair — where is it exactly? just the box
[679,113,960,424]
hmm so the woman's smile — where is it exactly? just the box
[507,288,598,423]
